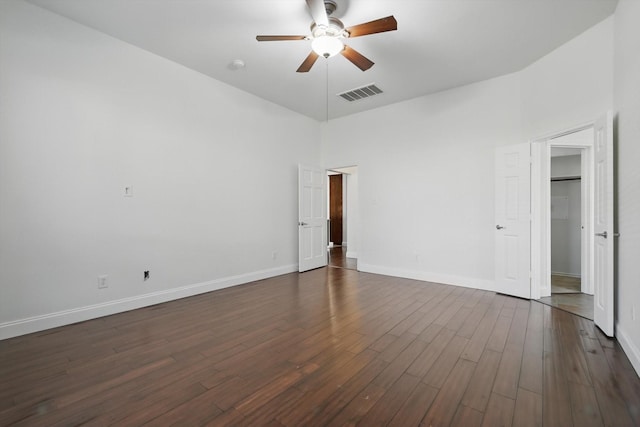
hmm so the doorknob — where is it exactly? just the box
[496,225,505,230]
[595,231,621,238]
[298,221,308,226]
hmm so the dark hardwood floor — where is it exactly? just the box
[328,246,357,270]
[1,268,639,426]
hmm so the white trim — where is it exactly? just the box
[0,264,298,341]
[358,263,496,292]
[530,121,595,143]
[580,150,594,295]
[346,251,358,259]
[616,323,640,377]
[531,141,544,299]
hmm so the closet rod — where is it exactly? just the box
[551,176,581,182]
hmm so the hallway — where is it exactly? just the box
[328,246,357,271]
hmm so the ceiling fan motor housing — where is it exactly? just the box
[310,17,346,38]
[324,0,337,16]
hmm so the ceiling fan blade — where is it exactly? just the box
[306,0,329,27]
[346,15,397,38]
[341,45,374,71]
[297,51,320,73]
[256,35,307,41]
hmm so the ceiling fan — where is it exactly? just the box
[256,0,397,73]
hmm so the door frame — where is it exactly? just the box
[531,123,594,299]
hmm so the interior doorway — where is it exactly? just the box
[539,146,594,319]
[327,166,358,270]
[532,113,614,335]
[328,174,343,246]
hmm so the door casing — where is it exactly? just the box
[531,123,594,300]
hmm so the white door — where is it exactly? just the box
[593,112,614,336]
[298,164,327,272]
[495,143,531,299]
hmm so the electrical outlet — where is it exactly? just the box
[98,275,108,289]
[144,270,150,281]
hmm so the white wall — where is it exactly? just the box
[521,17,614,139]
[550,180,581,276]
[345,170,359,258]
[551,155,582,277]
[550,153,582,177]
[322,12,614,294]
[613,0,640,375]
[0,0,320,338]
[323,73,523,290]
[550,154,582,277]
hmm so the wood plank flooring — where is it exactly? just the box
[328,246,357,270]
[539,275,594,320]
[1,268,638,426]
[550,275,581,294]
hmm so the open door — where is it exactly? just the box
[298,164,327,272]
[593,112,614,336]
[495,143,531,299]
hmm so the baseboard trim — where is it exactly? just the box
[0,264,298,341]
[345,251,358,259]
[616,322,640,377]
[358,263,496,292]
[551,271,581,278]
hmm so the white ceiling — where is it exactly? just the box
[26,0,617,121]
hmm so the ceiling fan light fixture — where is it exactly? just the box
[311,35,344,58]
[256,1,397,73]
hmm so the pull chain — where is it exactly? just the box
[326,59,329,122]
